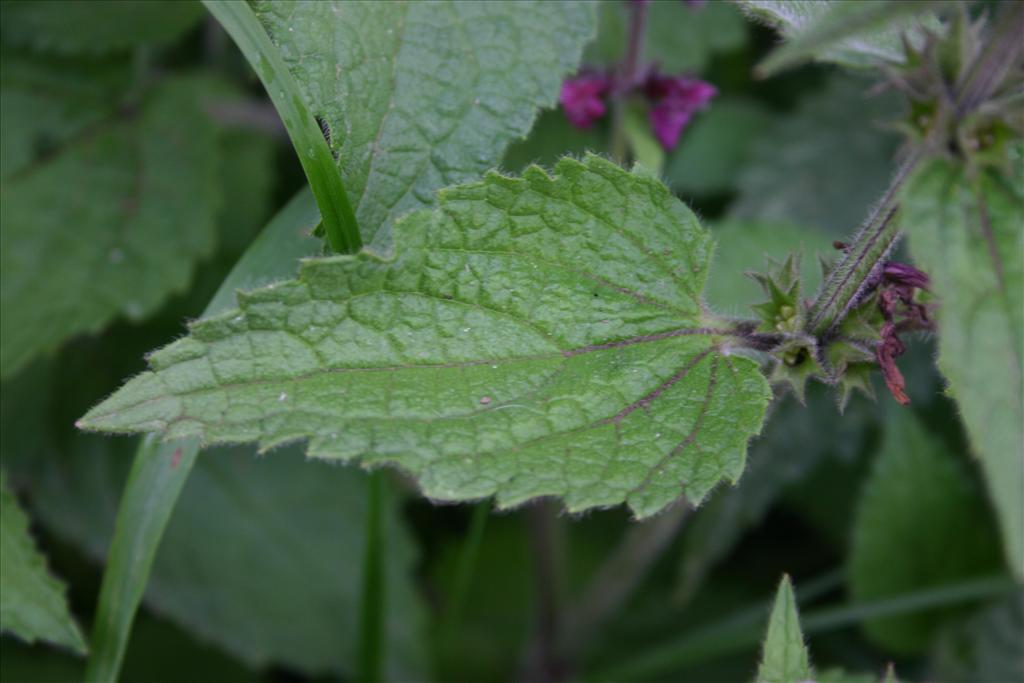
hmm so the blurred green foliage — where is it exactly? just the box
[1,2,1017,683]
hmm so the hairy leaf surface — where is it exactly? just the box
[0,76,221,378]
[0,471,85,653]
[901,153,1024,579]
[849,411,1003,653]
[0,0,204,55]
[252,0,594,251]
[736,0,935,71]
[757,575,812,683]
[81,156,771,516]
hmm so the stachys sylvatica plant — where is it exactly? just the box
[0,1,1020,682]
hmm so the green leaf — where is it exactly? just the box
[0,0,204,55]
[81,155,771,517]
[900,152,1024,579]
[729,77,901,235]
[676,219,866,601]
[704,219,836,317]
[676,386,875,603]
[0,55,129,180]
[849,410,1004,653]
[931,591,1024,683]
[214,128,278,257]
[588,0,746,73]
[0,75,222,379]
[0,612,263,683]
[0,471,85,654]
[757,575,812,683]
[203,0,361,255]
[736,0,937,73]
[664,98,774,198]
[2,222,427,679]
[252,0,595,251]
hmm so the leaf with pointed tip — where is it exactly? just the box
[80,156,771,517]
[0,471,86,654]
[849,410,1003,653]
[757,575,812,683]
[0,74,222,379]
[253,0,594,252]
[900,151,1024,579]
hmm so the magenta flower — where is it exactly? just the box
[645,73,717,149]
[559,73,612,128]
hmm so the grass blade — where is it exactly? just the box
[83,190,322,682]
[202,0,360,254]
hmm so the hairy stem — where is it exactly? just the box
[805,151,921,337]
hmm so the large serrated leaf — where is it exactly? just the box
[849,410,1003,653]
[252,0,594,251]
[0,55,129,180]
[900,152,1024,579]
[0,471,85,654]
[0,1,204,56]
[757,575,812,683]
[0,75,222,379]
[2,324,426,677]
[80,156,771,517]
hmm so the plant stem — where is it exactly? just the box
[521,501,569,683]
[805,151,921,337]
[560,502,689,657]
[609,0,648,163]
[203,0,361,254]
[356,470,387,683]
[440,502,489,636]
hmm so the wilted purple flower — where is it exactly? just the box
[877,319,910,405]
[644,73,717,149]
[883,261,930,290]
[560,73,612,128]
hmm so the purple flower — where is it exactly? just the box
[883,261,930,290]
[644,73,717,149]
[560,73,611,129]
